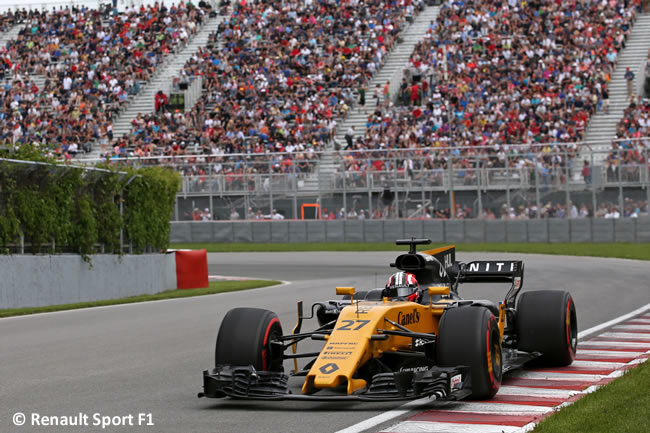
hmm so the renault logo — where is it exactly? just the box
[319,363,339,374]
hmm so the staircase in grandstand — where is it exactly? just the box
[83,12,225,159]
[582,12,650,163]
[0,23,22,48]
[301,4,441,191]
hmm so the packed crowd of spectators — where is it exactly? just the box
[0,9,33,33]
[606,97,649,182]
[340,0,642,178]
[113,0,420,173]
[0,2,210,158]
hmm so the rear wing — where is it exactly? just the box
[459,260,524,309]
[458,261,523,284]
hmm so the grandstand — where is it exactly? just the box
[0,0,648,221]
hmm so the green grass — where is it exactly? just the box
[0,280,280,318]
[532,360,650,433]
[171,242,650,261]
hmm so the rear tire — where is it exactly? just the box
[215,307,283,371]
[437,306,502,399]
[516,290,577,366]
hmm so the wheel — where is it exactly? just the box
[214,307,283,371]
[437,306,502,399]
[516,290,577,366]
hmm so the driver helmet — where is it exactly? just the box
[384,271,421,302]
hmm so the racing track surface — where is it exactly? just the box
[0,252,648,433]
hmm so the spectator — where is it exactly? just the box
[582,161,592,187]
[625,67,636,101]
[155,91,169,114]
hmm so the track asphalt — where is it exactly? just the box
[0,252,648,433]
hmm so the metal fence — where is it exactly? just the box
[166,146,649,222]
[79,140,650,222]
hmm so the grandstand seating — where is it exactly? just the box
[112,0,420,175]
[339,0,642,177]
[607,97,649,183]
[0,3,210,157]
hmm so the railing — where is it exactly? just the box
[170,146,649,221]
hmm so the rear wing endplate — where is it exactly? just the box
[459,260,524,308]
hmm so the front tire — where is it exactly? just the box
[437,306,502,399]
[214,307,283,371]
[516,290,577,366]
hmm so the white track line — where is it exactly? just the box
[333,398,431,433]
[510,356,649,433]
[612,324,650,331]
[567,360,626,368]
[628,318,650,324]
[383,421,522,433]
[579,340,650,349]
[505,371,605,381]
[578,304,650,339]
[576,349,646,357]
[431,402,551,414]
[496,386,577,398]
[598,332,650,340]
[336,304,650,433]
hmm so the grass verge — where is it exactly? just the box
[532,360,650,433]
[0,280,280,318]
[171,242,650,261]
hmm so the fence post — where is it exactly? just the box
[269,161,274,216]
[618,148,624,213]
[646,147,650,209]
[343,161,347,220]
[506,152,511,212]
[535,162,541,219]
[564,149,570,218]
[448,154,454,219]
[591,149,597,218]
[120,195,124,253]
[20,234,24,254]
[476,155,482,216]
[390,155,397,218]
[292,165,298,220]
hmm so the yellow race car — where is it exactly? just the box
[199,239,577,401]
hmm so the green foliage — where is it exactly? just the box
[0,153,180,258]
[123,167,181,251]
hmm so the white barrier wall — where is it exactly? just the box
[0,254,177,309]
[170,218,650,244]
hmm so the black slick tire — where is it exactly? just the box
[437,306,502,399]
[214,307,283,371]
[516,290,577,366]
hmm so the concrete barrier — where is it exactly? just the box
[0,254,176,310]
[169,218,645,243]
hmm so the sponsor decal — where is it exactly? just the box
[443,253,452,269]
[467,261,516,273]
[412,338,426,348]
[451,374,462,389]
[336,320,371,331]
[319,363,339,374]
[399,366,429,373]
[397,309,420,326]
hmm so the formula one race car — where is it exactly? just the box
[199,239,577,401]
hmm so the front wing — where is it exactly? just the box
[198,364,471,401]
